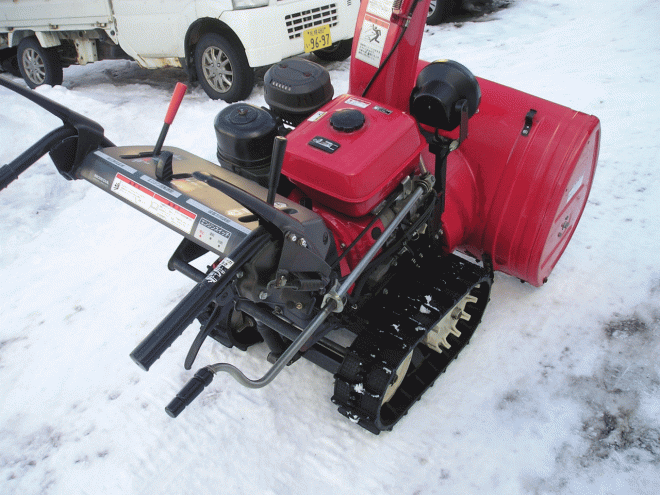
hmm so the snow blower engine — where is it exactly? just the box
[0,0,600,433]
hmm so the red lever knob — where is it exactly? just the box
[164,82,188,125]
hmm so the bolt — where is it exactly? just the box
[383,289,389,295]
[236,271,244,279]
[295,302,303,310]
[297,238,308,248]
[259,291,268,300]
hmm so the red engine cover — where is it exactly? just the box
[282,94,426,217]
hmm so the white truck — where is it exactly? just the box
[0,0,358,101]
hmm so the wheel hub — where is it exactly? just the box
[202,47,232,93]
[23,48,45,85]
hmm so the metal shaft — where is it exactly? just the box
[335,185,424,298]
[209,302,336,388]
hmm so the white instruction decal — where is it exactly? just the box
[94,151,137,175]
[111,173,196,233]
[140,174,181,198]
[567,174,585,203]
[356,14,389,68]
[308,111,327,122]
[365,0,396,20]
[195,218,231,252]
[186,198,252,235]
[345,97,371,109]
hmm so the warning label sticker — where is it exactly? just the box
[111,173,196,233]
[355,13,389,68]
[194,217,231,252]
[308,111,327,122]
[345,97,371,109]
[365,0,396,20]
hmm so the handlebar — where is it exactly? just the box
[130,279,219,371]
[130,227,271,371]
[0,125,76,191]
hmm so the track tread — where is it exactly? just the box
[332,250,492,433]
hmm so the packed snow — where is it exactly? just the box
[1,0,659,493]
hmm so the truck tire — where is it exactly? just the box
[194,33,254,102]
[17,37,63,88]
[313,38,353,62]
[427,0,455,25]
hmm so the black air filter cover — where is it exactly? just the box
[214,103,278,186]
[264,58,334,126]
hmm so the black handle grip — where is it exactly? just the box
[130,227,270,371]
[130,281,214,371]
[165,366,215,418]
[0,164,19,191]
[0,126,76,191]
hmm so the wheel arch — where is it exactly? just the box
[8,30,35,48]
[184,18,247,82]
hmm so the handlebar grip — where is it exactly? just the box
[130,227,270,372]
[130,281,214,371]
[0,125,76,191]
[0,164,19,191]
[165,366,215,418]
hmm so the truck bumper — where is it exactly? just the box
[220,0,359,68]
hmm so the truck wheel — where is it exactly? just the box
[17,37,63,88]
[427,0,455,26]
[313,39,353,62]
[194,33,254,102]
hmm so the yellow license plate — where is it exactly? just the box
[303,24,332,53]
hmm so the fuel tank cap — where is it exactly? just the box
[330,109,365,132]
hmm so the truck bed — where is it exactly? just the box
[0,0,112,31]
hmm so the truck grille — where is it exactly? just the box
[285,4,338,39]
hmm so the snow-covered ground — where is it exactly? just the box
[1,0,659,493]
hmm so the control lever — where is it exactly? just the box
[119,82,187,168]
[153,82,188,157]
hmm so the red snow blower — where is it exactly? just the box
[0,0,599,433]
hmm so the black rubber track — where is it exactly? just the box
[332,249,492,434]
